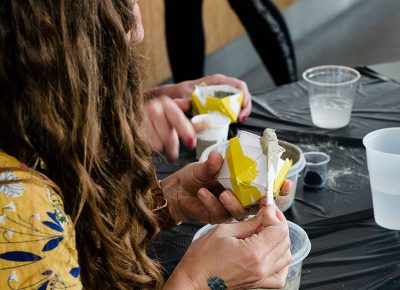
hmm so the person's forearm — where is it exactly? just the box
[164,264,202,290]
[145,80,194,100]
[144,83,180,99]
[164,273,196,290]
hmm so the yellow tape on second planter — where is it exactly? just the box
[273,159,293,196]
[226,137,261,207]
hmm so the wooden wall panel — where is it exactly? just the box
[140,0,167,87]
[273,0,296,10]
[140,0,295,87]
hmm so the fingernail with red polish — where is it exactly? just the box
[186,136,196,150]
[240,115,248,122]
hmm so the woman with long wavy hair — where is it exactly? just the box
[0,0,291,289]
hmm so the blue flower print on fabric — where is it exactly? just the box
[0,251,42,262]
[69,266,81,278]
[42,237,64,252]
[42,221,63,233]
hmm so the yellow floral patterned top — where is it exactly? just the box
[0,151,82,289]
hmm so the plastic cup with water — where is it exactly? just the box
[363,127,400,230]
[303,65,360,129]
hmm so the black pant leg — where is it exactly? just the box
[164,0,205,83]
[228,0,298,85]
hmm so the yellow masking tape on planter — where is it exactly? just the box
[274,158,293,196]
[217,132,293,207]
[226,137,261,207]
[192,85,243,123]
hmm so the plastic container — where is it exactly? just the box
[276,140,305,212]
[191,113,230,160]
[303,65,360,129]
[193,220,311,290]
[200,137,305,212]
[363,127,400,230]
[303,152,330,190]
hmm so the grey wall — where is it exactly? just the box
[205,0,362,78]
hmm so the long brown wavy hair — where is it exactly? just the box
[0,0,163,289]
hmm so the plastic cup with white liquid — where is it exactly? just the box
[191,113,230,160]
[363,127,400,230]
[303,65,360,129]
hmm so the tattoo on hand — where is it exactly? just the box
[207,276,227,290]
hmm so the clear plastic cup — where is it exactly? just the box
[303,65,360,129]
[191,113,230,160]
[193,220,311,290]
[363,127,400,230]
[303,152,330,190]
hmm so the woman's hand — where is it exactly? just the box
[143,74,252,161]
[161,151,292,224]
[144,96,208,161]
[164,205,292,290]
[161,151,247,224]
[146,74,252,122]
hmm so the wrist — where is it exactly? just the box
[145,84,177,99]
[164,261,205,290]
[151,179,181,230]
[160,174,185,223]
[144,88,157,101]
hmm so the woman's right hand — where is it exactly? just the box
[164,204,291,290]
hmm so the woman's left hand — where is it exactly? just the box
[161,151,292,224]
[161,151,243,224]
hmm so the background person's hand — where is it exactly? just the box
[161,151,292,224]
[145,73,252,122]
[144,74,252,160]
[164,204,291,290]
[143,96,208,161]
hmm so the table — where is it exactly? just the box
[152,64,400,289]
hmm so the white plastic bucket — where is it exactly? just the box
[363,127,400,230]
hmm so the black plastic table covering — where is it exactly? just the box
[241,72,400,141]
[153,66,400,289]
